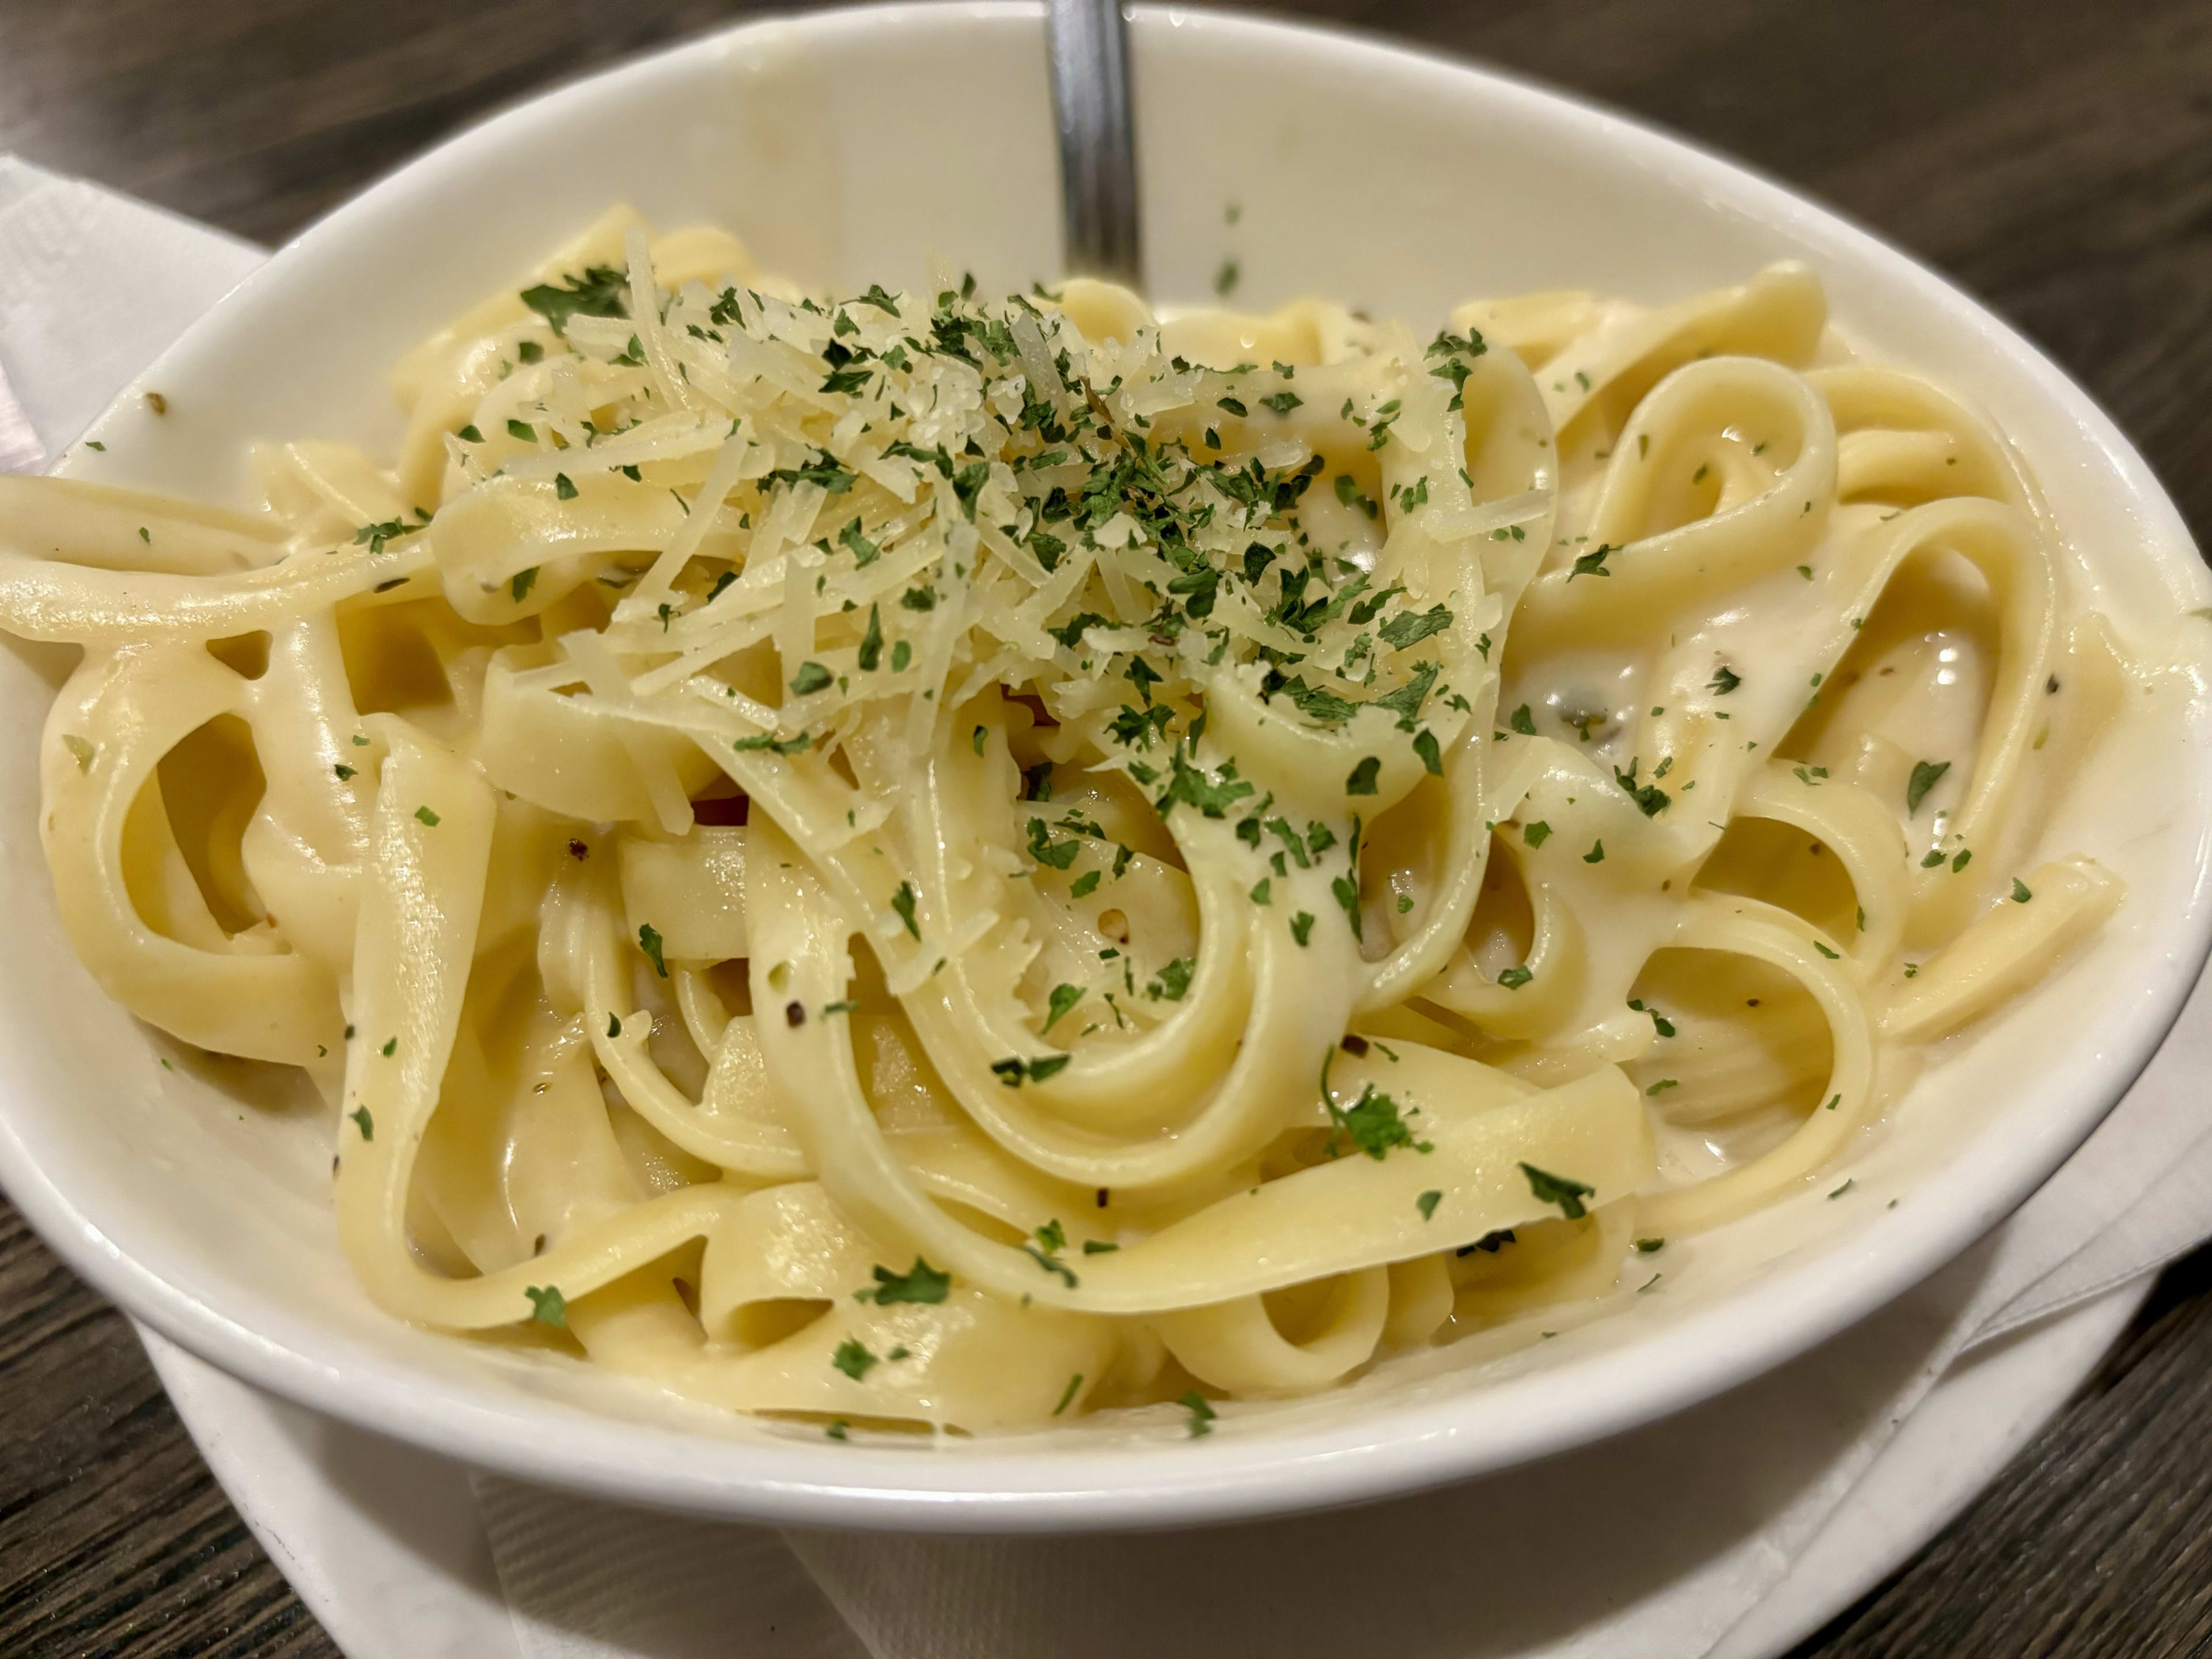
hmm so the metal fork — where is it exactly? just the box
[1044,0,1143,287]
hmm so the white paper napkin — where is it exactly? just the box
[0,156,261,463]
[5,151,2207,1659]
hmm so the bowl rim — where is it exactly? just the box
[5,0,2210,1532]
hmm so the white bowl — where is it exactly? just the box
[7,2,2210,1531]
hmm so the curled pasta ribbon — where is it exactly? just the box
[41,642,345,1066]
[1471,263,1827,439]
[900,735,1267,1142]
[1513,356,1837,647]
[1348,349,1556,1016]
[1832,497,2056,943]
[1812,365,2035,512]
[1637,894,1875,1235]
[557,865,806,1179]
[1425,834,1589,1038]
[1732,764,1910,974]
[1355,712,1504,1015]
[1154,1268,1393,1397]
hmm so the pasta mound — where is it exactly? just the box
[0,206,2124,1436]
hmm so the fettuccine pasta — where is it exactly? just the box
[0,208,2129,1436]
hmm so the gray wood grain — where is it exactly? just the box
[1,2,2209,1655]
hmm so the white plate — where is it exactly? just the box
[4,2,2209,1530]
[141,1277,2150,1659]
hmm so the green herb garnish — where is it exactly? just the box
[1520,1162,1595,1219]
[524,1285,567,1326]
[1906,759,1950,816]
[858,1257,950,1305]
[520,265,629,336]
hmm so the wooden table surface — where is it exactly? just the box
[3,1,2211,1653]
